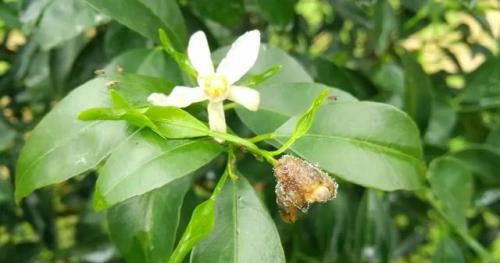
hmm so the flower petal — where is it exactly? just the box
[147,86,207,108]
[216,30,260,84]
[207,101,226,133]
[228,86,260,111]
[188,31,214,77]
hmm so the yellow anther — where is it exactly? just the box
[201,74,229,101]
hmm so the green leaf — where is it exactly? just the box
[145,106,209,138]
[94,129,223,210]
[271,89,329,155]
[108,177,190,263]
[213,45,313,86]
[424,93,457,148]
[256,0,295,29]
[104,48,183,83]
[275,101,425,191]
[432,237,467,263]
[372,0,397,54]
[106,73,175,106]
[15,78,129,201]
[455,56,500,111]
[170,200,215,263]
[452,146,500,186]
[79,90,209,139]
[190,177,285,263]
[236,82,356,134]
[190,0,244,28]
[85,0,186,48]
[428,157,473,231]
[34,0,107,50]
[168,172,228,263]
[240,65,282,88]
[158,29,197,78]
[402,54,432,132]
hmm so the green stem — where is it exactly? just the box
[226,145,238,181]
[425,192,494,262]
[268,136,295,156]
[209,131,277,166]
[249,132,276,143]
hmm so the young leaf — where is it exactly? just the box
[158,29,197,78]
[168,171,228,263]
[190,177,285,263]
[240,65,282,88]
[271,88,329,155]
[237,82,356,134]
[145,106,210,138]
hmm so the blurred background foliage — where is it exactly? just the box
[0,0,500,262]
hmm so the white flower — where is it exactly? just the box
[148,30,261,135]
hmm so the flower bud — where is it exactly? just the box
[273,155,338,223]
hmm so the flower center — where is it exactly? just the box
[201,74,229,102]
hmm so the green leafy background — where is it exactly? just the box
[1,0,500,262]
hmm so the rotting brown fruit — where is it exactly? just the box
[273,155,338,223]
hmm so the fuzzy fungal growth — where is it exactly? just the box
[273,155,338,223]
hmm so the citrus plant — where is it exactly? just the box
[1,0,499,262]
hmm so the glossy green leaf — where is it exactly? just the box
[15,78,129,201]
[168,172,228,263]
[456,56,500,111]
[428,157,472,231]
[402,54,432,132]
[190,177,285,263]
[85,0,186,48]
[236,82,356,134]
[34,0,107,50]
[213,45,313,86]
[190,0,244,28]
[275,101,425,191]
[94,129,223,210]
[145,106,209,138]
[108,177,190,263]
[256,0,295,28]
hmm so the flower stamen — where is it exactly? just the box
[201,74,229,102]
